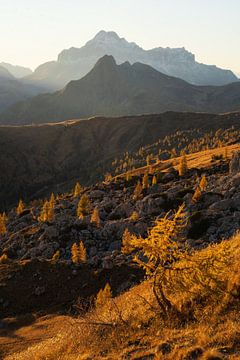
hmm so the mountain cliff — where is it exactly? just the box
[24,30,237,90]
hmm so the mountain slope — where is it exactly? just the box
[24,30,237,90]
[1,56,240,125]
[0,66,44,113]
[0,62,32,78]
[0,111,240,209]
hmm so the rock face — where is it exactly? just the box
[25,30,237,90]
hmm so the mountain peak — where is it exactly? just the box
[93,30,121,42]
[94,55,117,68]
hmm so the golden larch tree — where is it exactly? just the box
[133,181,142,200]
[0,213,7,235]
[178,153,188,176]
[121,228,132,254]
[52,250,60,263]
[199,175,207,192]
[91,207,101,227]
[77,194,91,219]
[16,199,25,216]
[71,243,79,264]
[192,186,202,203]
[130,211,139,221]
[73,182,81,197]
[95,283,112,307]
[79,240,87,263]
[122,204,188,316]
[142,172,149,189]
[152,175,157,186]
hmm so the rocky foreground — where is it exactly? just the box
[1,146,240,318]
[1,148,240,264]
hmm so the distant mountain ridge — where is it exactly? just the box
[24,30,237,90]
[0,62,32,78]
[1,55,240,125]
[0,65,43,113]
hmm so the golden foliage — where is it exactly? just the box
[16,199,25,216]
[71,243,79,264]
[199,175,207,191]
[71,241,87,264]
[95,283,112,307]
[77,194,91,219]
[123,204,188,314]
[192,186,202,203]
[129,211,139,221]
[152,175,157,186]
[142,172,149,189]
[121,228,132,254]
[0,212,7,235]
[52,250,60,263]
[73,182,81,197]
[91,208,101,227]
[38,196,55,223]
[79,241,87,263]
[133,181,142,200]
[178,153,188,176]
[0,253,8,263]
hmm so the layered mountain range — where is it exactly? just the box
[1,55,240,125]
[0,62,32,78]
[0,65,43,113]
[24,30,237,90]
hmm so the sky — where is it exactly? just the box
[0,0,239,74]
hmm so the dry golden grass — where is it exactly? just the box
[115,143,240,179]
[5,233,240,359]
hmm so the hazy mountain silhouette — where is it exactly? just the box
[1,56,240,125]
[24,30,237,90]
[0,66,43,112]
[0,62,32,78]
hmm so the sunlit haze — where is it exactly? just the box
[0,0,239,74]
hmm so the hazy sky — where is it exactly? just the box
[1,0,239,73]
